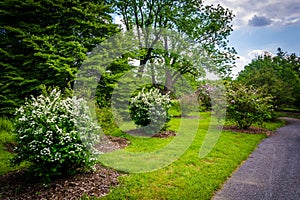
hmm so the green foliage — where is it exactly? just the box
[96,107,123,135]
[96,58,134,108]
[129,88,171,134]
[168,100,181,117]
[237,48,300,109]
[196,83,214,111]
[179,94,198,116]
[0,0,118,116]
[103,0,236,97]
[226,83,273,129]
[12,88,99,182]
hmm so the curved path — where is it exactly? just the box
[213,117,300,200]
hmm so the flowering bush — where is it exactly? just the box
[129,88,171,134]
[226,83,273,129]
[196,83,214,111]
[12,88,100,181]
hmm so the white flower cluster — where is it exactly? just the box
[130,88,171,134]
[14,88,100,167]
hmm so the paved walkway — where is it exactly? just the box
[213,117,300,200]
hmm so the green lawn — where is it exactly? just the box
[0,117,28,175]
[98,112,269,200]
[0,113,285,199]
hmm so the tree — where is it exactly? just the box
[0,0,118,116]
[105,0,236,93]
[237,48,300,109]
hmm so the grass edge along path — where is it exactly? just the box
[98,113,273,200]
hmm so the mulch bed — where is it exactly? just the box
[152,130,177,138]
[125,129,177,138]
[0,136,130,200]
[222,125,274,136]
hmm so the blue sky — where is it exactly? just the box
[205,0,300,76]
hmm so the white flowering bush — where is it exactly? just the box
[129,88,171,134]
[12,88,100,181]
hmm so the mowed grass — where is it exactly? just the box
[99,112,269,200]
[0,113,285,199]
[0,117,28,175]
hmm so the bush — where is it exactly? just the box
[129,88,171,134]
[196,83,213,111]
[226,83,273,129]
[179,94,198,116]
[96,107,123,135]
[12,88,100,181]
[168,100,181,117]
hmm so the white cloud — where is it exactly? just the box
[231,55,250,77]
[205,0,300,29]
[231,49,273,77]
[248,49,273,58]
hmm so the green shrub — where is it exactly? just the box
[129,88,171,134]
[96,107,123,135]
[196,83,213,111]
[168,100,181,117]
[179,94,198,116]
[12,88,100,182]
[226,83,273,129]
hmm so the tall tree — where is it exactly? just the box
[107,0,236,93]
[237,48,300,109]
[0,0,118,116]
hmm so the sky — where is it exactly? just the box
[205,0,300,77]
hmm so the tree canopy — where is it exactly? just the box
[237,48,300,109]
[0,0,118,116]
[95,0,236,107]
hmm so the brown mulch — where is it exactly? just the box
[125,129,177,138]
[152,130,177,138]
[223,125,274,136]
[95,135,130,153]
[0,136,129,200]
[4,141,16,153]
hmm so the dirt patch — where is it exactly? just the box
[223,125,273,136]
[0,165,121,200]
[173,115,200,119]
[125,129,177,138]
[95,135,130,153]
[152,130,177,138]
[0,136,129,200]
[4,141,16,153]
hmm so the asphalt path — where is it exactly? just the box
[213,117,300,200]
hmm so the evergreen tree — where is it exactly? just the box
[0,0,118,116]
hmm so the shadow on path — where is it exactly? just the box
[213,117,300,200]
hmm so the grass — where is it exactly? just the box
[98,112,277,200]
[0,117,29,175]
[275,111,300,119]
[0,113,287,199]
